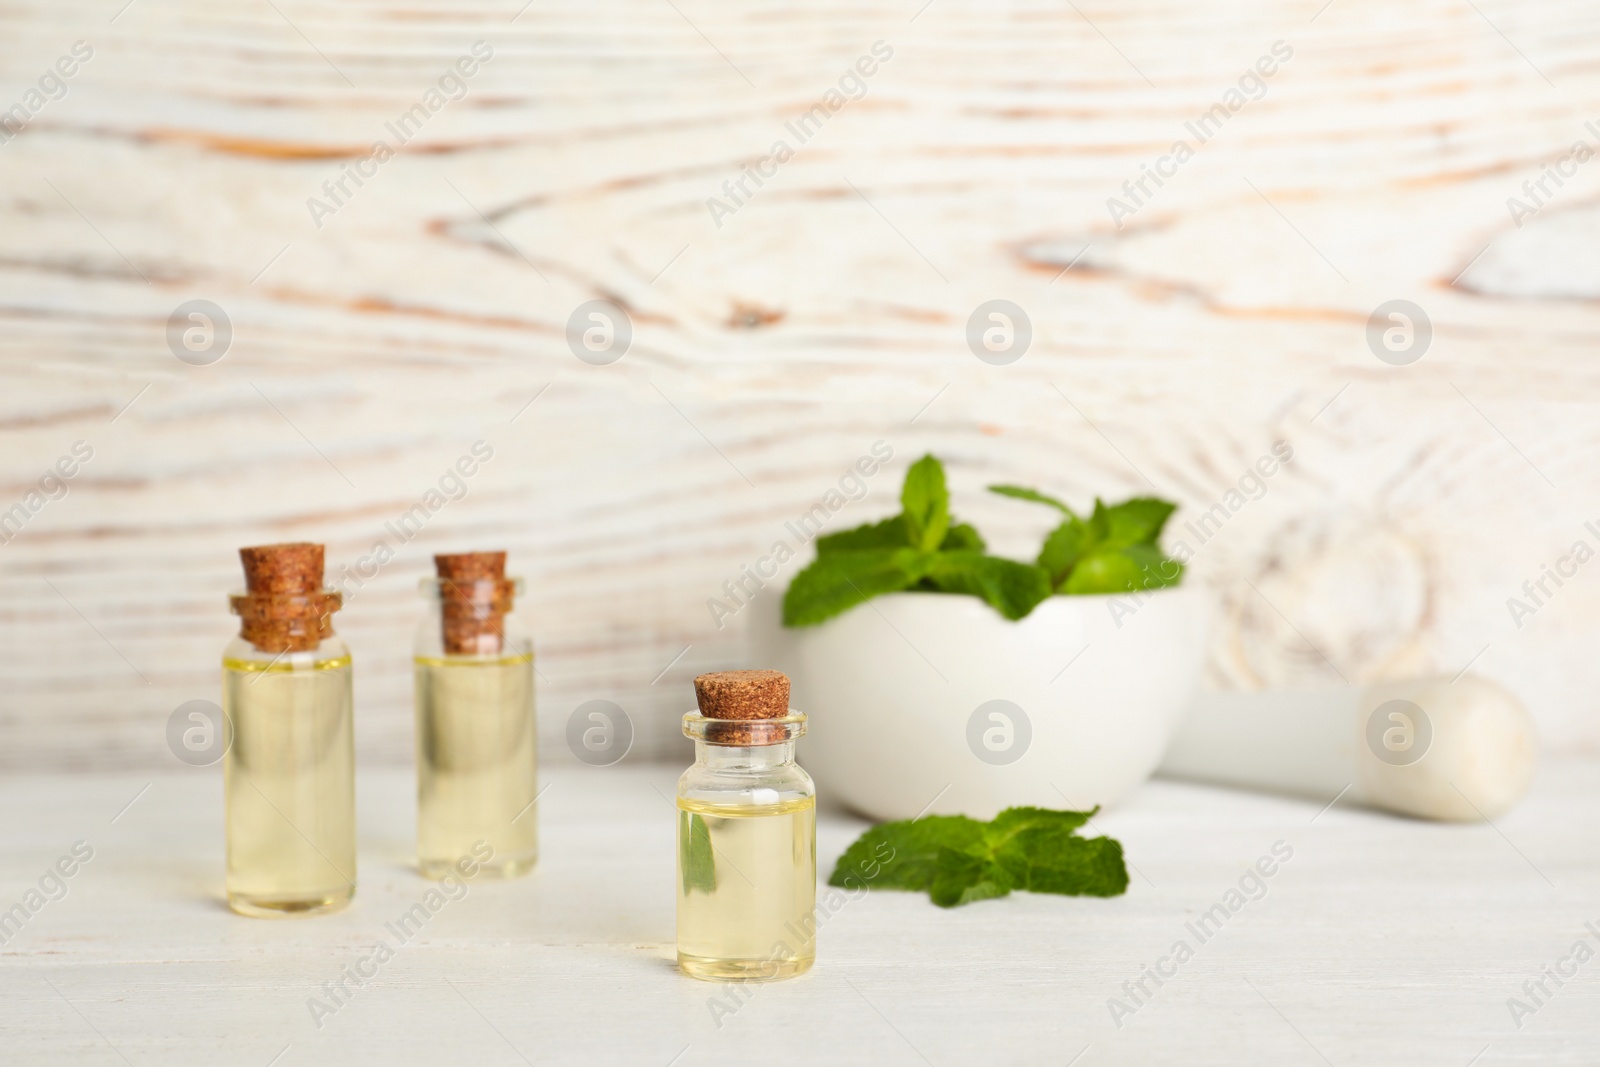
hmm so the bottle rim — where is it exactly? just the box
[682,711,806,745]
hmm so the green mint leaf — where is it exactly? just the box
[1060,544,1182,594]
[983,807,1128,897]
[985,805,1092,839]
[1120,543,1183,588]
[1060,546,1145,594]
[815,516,911,556]
[782,548,934,627]
[1042,496,1181,594]
[928,847,1014,908]
[901,454,951,551]
[1086,498,1113,544]
[679,810,716,895]
[925,552,1052,621]
[829,814,986,891]
[1099,497,1177,548]
[939,522,986,552]
[1012,835,1129,896]
[826,805,1128,907]
[1038,517,1091,587]
[987,484,1078,517]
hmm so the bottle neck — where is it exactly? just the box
[230,590,340,653]
[693,740,796,771]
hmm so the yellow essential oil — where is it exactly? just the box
[222,541,356,919]
[414,551,538,879]
[676,795,817,980]
[414,652,539,879]
[677,670,816,982]
[223,653,356,916]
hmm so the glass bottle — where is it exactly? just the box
[222,542,356,918]
[413,551,538,880]
[677,670,815,981]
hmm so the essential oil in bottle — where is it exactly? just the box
[413,551,538,880]
[222,542,356,918]
[677,670,816,982]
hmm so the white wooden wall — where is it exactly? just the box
[3,0,1599,770]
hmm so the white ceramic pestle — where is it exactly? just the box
[1157,673,1536,821]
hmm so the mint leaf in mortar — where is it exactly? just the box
[1098,497,1177,549]
[1037,514,1090,586]
[828,806,1128,908]
[815,516,911,555]
[939,522,986,552]
[900,453,951,551]
[924,551,1052,621]
[817,513,984,558]
[987,484,1077,516]
[1062,544,1182,595]
[781,548,936,626]
[991,486,1183,595]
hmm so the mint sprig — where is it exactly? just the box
[783,454,1049,626]
[828,806,1129,908]
[780,456,1184,627]
[992,487,1183,595]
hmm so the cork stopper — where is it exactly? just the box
[692,670,791,744]
[230,542,340,653]
[695,670,790,719]
[240,542,322,595]
[435,551,516,656]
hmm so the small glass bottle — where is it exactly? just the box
[222,542,356,918]
[413,551,538,880]
[677,670,816,981]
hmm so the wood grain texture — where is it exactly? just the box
[1,764,1597,1064]
[3,0,1600,769]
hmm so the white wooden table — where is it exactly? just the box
[2,761,1595,1066]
